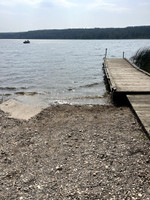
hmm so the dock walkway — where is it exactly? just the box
[103,58,150,138]
[103,58,150,93]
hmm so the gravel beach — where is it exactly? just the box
[0,104,150,199]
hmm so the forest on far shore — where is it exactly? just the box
[0,26,150,39]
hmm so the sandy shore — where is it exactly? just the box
[0,104,150,199]
[0,100,42,120]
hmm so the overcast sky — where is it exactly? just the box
[0,0,150,32]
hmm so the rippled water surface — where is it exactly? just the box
[0,39,150,106]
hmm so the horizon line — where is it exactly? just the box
[0,25,150,33]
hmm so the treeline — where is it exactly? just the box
[0,26,150,39]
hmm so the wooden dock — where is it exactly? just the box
[103,58,150,138]
[103,58,150,93]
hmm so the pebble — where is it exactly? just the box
[68,133,72,137]
[138,193,142,197]
[56,165,63,171]
[93,172,98,176]
[37,185,42,189]
[147,187,150,194]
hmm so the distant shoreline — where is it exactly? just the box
[0,26,150,39]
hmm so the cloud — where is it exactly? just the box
[0,0,129,11]
[85,0,130,12]
[38,0,76,9]
[139,1,150,7]
[52,0,76,8]
[0,0,76,8]
[0,0,42,6]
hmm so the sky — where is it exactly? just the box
[0,0,150,32]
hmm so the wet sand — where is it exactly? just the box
[0,104,150,199]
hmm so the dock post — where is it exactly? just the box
[105,48,107,58]
[123,52,125,58]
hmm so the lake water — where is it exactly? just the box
[0,39,150,107]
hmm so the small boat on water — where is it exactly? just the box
[23,40,30,44]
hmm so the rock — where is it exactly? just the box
[147,187,150,194]
[138,193,142,197]
[68,133,72,138]
[56,165,63,171]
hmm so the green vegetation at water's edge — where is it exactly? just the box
[0,26,150,39]
[131,48,150,73]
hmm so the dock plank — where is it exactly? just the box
[127,95,150,136]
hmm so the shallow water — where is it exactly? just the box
[0,39,150,106]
